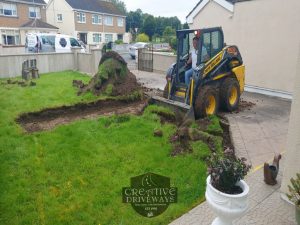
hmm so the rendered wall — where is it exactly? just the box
[0,49,102,78]
[189,0,300,94]
[281,44,300,194]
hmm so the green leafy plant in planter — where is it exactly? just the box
[207,148,252,194]
[287,173,300,225]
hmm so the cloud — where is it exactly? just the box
[125,0,199,22]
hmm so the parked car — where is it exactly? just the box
[25,33,86,53]
[129,42,149,59]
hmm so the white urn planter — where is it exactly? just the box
[205,176,249,225]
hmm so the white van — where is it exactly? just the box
[25,33,86,53]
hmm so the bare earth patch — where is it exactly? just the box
[17,99,148,133]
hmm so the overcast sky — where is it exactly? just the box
[124,0,199,22]
[44,0,199,23]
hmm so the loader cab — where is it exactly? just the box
[176,28,224,84]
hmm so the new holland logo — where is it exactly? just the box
[204,53,223,75]
[122,173,177,218]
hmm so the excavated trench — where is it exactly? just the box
[17,98,148,133]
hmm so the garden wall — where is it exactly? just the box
[0,45,26,55]
[0,48,102,78]
[153,52,176,74]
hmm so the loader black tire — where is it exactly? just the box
[220,77,240,112]
[194,86,219,119]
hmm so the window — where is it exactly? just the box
[117,17,123,27]
[0,3,17,16]
[1,30,20,45]
[201,30,223,63]
[104,16,113,26]
[29,7,40,18]
[77,12,86,23]
[41,35,55,46]
[93,33,101,43]
[70,38,81,47]
[92,14,102,24]
[105,34,113,43]
[117,34,123,40]
[57,13,63,22]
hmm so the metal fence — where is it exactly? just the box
[138,46,153,72]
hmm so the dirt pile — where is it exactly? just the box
[73,51,142,97]
[235,99,256,113]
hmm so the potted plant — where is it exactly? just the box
[205,148,251,225]
[287,173,300,225]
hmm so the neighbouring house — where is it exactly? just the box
[0,0,58,46]
[46,0,126,45]
[186,0,300,98]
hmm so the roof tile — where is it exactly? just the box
[65,0,125,16]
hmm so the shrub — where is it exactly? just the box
[287,173,300,206]
[170,36,177,50]
[136,33,150,42]
[207,148,251,194]
[115,39,123,44]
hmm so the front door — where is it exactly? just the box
[79,33,87,44]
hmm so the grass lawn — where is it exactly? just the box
[0,71,218,225]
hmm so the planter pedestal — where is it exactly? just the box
[205,176,249,225]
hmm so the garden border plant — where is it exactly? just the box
[287,173,300,225]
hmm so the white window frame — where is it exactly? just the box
[92,14,102,25]
[104,16,113,26]
[57,13,63,22]
[105,34,113,43]
[77,12,86,23]
[0,3,17,17]
[29,6,41,19]
[117,17,123,27]
[1,29,20,45]
[93,33,102,43]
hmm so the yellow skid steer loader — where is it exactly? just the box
[152,27,245,118]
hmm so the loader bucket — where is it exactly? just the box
[150,95,195,123]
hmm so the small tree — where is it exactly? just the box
[136,33,149,42]
[183,23,189,29]
[163,26,176,38]
[170,36,177,50]
[143,15,156,40]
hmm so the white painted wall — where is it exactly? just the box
[281,44,300,195]
[188,0,300,94]
[46,0,76,36]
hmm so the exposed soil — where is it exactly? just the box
[235,99,256,113]
[217,185,243,195]
[169,115,234,156]
[74,51,142,97]
[3,79,36,87]
[219,116,234,150]
[17,99,148,133]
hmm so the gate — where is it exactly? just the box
[138,45,153,72]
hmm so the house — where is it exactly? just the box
[0,0,58,46]
[46,0,126,45]
[186,0,300,98]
